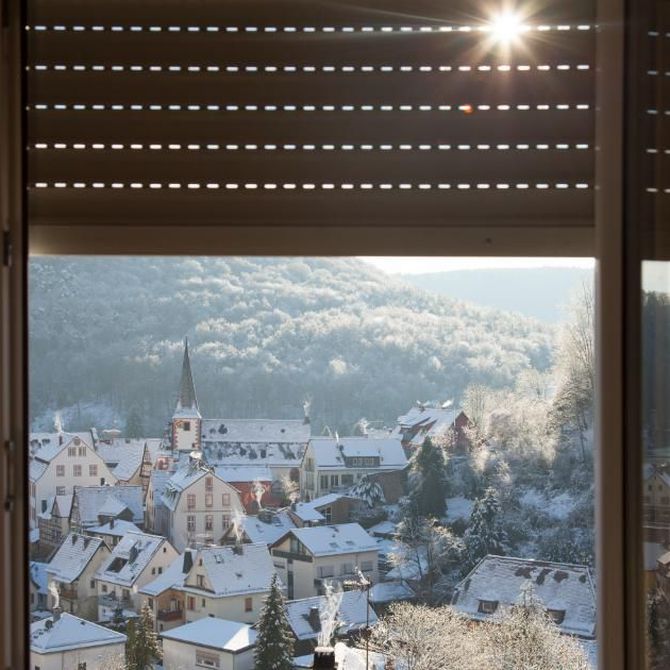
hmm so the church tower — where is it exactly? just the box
[172,338,202,452]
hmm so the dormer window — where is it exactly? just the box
[197,574,205,588]
[478,600,499,614]
[547,609,566,624]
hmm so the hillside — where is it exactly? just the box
[29,257,554,435]
[401,267,593,323]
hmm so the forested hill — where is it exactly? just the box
[29,257,554,435]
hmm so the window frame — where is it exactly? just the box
[0,2,641,669]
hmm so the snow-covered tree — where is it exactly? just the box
[465,488,506,567]
[349,474,385,508]
[126,603,161,670]
[254,574,294,670]
[124,406,144,438]
[408,437,447,518]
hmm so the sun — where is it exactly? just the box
[488,11,525,44]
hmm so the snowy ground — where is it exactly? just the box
[520,489,576,520]
[445,496,474,521]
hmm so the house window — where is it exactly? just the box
[341,474,354,486]
[205,515,213,531]
[205,476,213,491]
[478,600,499,614]
[158,567,163,574]
[222,515,230,529]
[67,447,76,457]
[187,515,196,532]
[187,596,195,610]
[187,494,196,510]
[151,567,156,575]
[89,464,97,477]
[40,500,47,513]
[55,486,66,496]
[330,475,339,487]
[341,562,354,575]
[195,649,221,668]
[148,597,154,608]
[183,421,191,431]
[197,574,205,588]
[73,464,82,477]
[320,475,329,490]
[361,560,374,572]
[205,493,213,508]
[323,507,332,523]
[317,565,335,578]
[89,579,95,589]
[101,584,107,593]
[78,446,86,456]
[56,465,65,477]
[245,597,253,612]
[222,493,230,506]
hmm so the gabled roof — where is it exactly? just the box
[96,532,171,587]
[161,461,235,512]
[394,405,465,445]
[291,494,360,524]
[235,511,297,546]
[29,459,48,483]
[160,617,256,653]
[181,543,277,598]
[202,419,310,445]
[215,465,273,482]
[370,580,415,604]
[89,519,143,538]
[285,590,377,641]
[30,612,126,653]
[95,440,146,481]
[74,485,144,526]
[139,550,195,596]
[53,494,73,518]
[284,523,378,558]
[29,431,94,462]
[47,533,107,584]
[452,555,596,639]
[308,436,407,470]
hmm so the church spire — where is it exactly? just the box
[177,337,199,414]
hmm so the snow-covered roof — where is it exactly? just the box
[370,580,415,604]
[286,524,378,558]
[235,511,297,546]
[89,519,143,538]
[202,419,310,444]
[29,459,48,483]
[367,520,397,538]
[150,469,171,498]
[160,617,256,653]
[139,550,194,596]
[215,465,273,482]
[181,543,277,598]
[285,590,377,641]
[96,531,170,587]
[47,533,106,584]
[452,555,596,639]
[145,438,164,464]
[30,561,49,595]
[308,437,407,470]
[53,494,73,518]
[161,461,233,512]
[95,440,145,481]
[290,494,360,524]
[394,405,464,446]
[74,485,144,526]
[31,612,127,653]
[29,431,94,462]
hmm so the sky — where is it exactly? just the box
[360,257,596,275]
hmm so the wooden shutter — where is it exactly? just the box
[26,0,596,254]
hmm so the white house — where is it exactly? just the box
[301,436,407,499]
[147,457,245,552]
[271,523,379,599]
[161,617,256,670]
[95,531,178,622]
[451,555,597,639]
[30,610,126,670]
[29,432,116,528]
[139,543,278,629]
[46,533,111,621]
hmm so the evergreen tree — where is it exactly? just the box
[465,487,506,567]
[350,474,385,508]
[126,603,161,670]
[408,437,448,518]
[125,407,144,438]
[254,574,294,670]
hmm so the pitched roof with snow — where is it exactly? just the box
[236,511,297,546]
[201,419,310,467]
[29,432,94,462]
[47,533,106,584]
[53,494,73,518]
[95,440,145,481]
[285,590,378,641]
[308,437,407,470]
[291,494,360,524]
[30,612,126,653]
[96,532,169,587]
[74,485,144,526]
[139,550,195,596]
[370,580,415,604]
[160,617,256,653]
[394,405,464,446]
[452,555,597,639]
[89,519,143,538]
[29,459,48,483]
[285,524,378,558]
[215,465,273,482]
[181,543,277,598]
[161,461,234,512]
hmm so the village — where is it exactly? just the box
[26,340,608,670]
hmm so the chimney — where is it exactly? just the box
[313,647,336,669]
[307,606,321,633]
[52,606,62,622]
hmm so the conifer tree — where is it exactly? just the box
[465,487,506,567]
[408,437,448,518]
[126,603,161,670]
[125,407,144,439]
[254,574,294,670]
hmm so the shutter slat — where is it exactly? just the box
[29,70,594,106]
[29,147,593,183]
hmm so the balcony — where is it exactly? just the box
[99,593,133,609]
[158,608,184,622]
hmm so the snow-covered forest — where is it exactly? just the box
[29,257,555,435]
